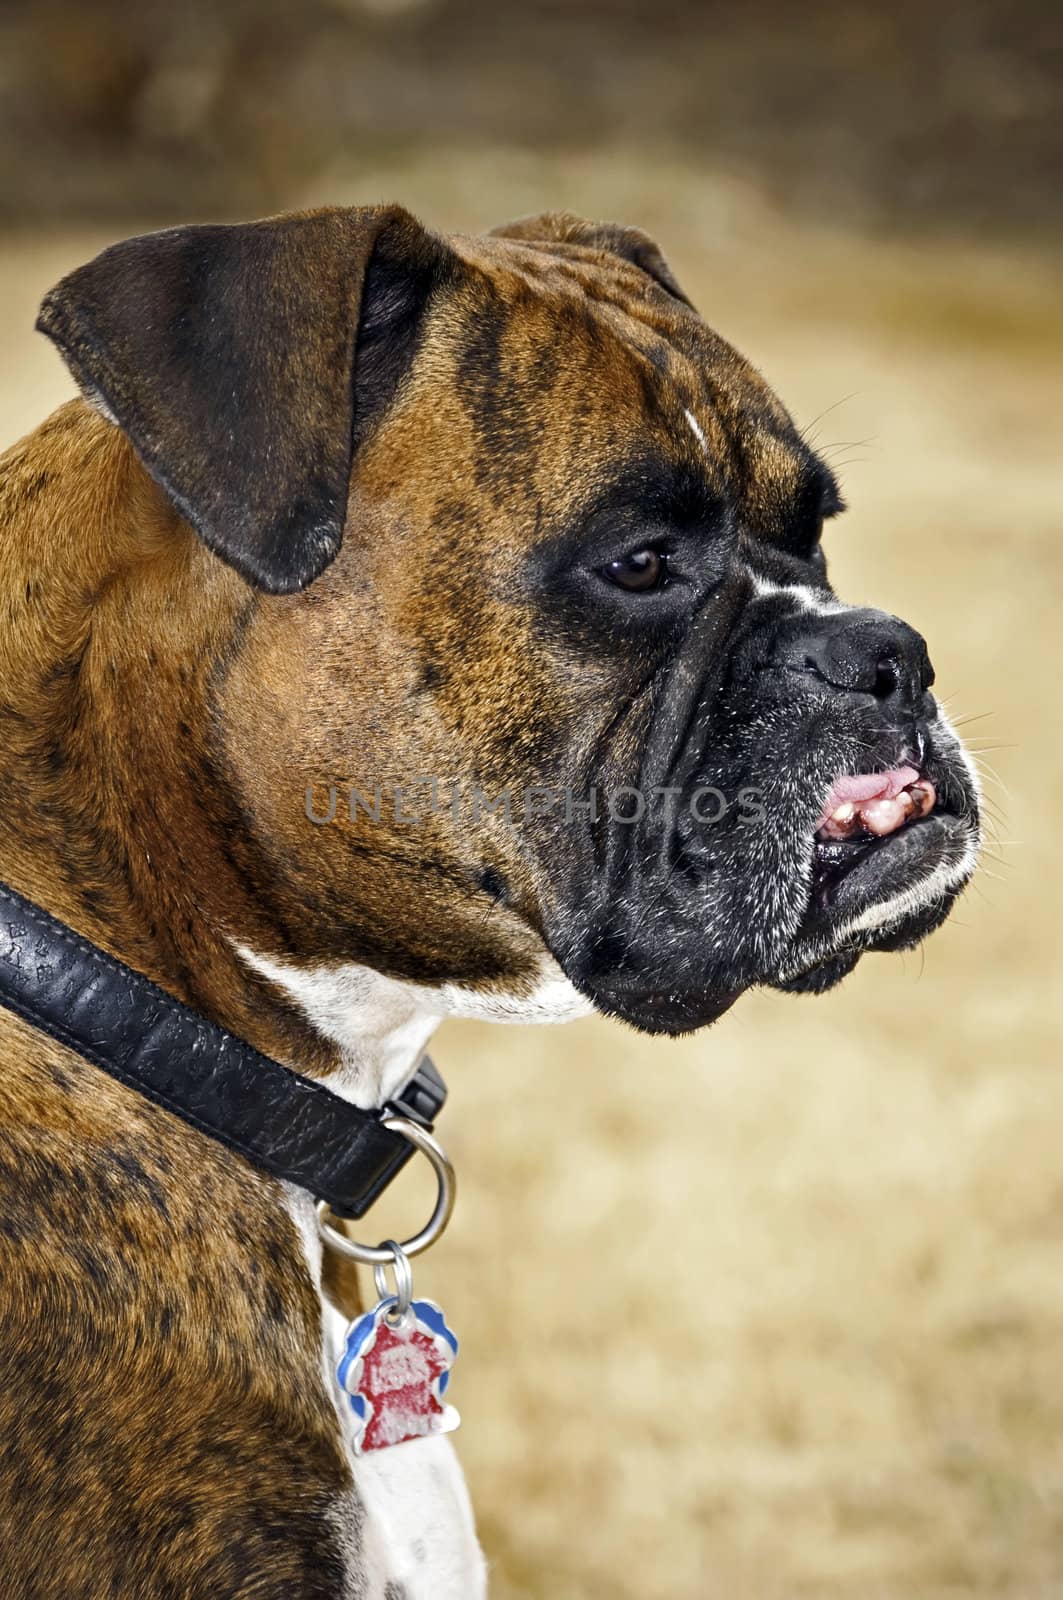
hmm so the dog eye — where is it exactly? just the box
[601,548,668,593]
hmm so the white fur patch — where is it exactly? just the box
[233,947,584,1597]
[354,1434,486,1600]
[234,945,590,1108]
[748,571,849,617]
[282,1182,486,1599]
[82,384,120,427]
[684,407,708,450]
[233,948,436,1108]
[411,964,593,1027]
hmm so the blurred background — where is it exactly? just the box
[1,2,1060,1594]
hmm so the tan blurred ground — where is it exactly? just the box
[2,152,1060,1597]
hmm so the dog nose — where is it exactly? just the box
[777,607,935,708]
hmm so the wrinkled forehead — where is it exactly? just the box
[397,230,832,545]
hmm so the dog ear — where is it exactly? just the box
[36,206,450,594]
[490,212,694,309]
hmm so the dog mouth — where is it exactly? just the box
[810,763,943,912]
[548,729,979,1036]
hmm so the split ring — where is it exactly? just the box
[316,1116,455,1265]
[372,1240,413,1320]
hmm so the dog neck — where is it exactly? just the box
[0,400,435,1103]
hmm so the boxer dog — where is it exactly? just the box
[0,206,979,1596]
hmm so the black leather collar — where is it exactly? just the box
[0,880,445,1219]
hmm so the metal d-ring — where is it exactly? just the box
[315,1115,456,1265]
[373,1240,413,1321]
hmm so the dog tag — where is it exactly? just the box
[338,1297,459,1453]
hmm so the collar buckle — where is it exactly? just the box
[386,1054,447,1129]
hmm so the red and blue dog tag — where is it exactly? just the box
[338,1297,459,1453]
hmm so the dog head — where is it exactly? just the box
[39,205,980,1036]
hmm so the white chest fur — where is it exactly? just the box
[238,951,586,1595]
[286,1186,485,1599]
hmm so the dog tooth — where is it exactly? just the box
[818,804,862,841]
[860,795,911,836]
[908,779,937,818]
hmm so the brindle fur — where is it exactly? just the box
[0,207,955,1592]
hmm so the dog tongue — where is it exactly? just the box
[816,764,935,840]
[824,765,919,811]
